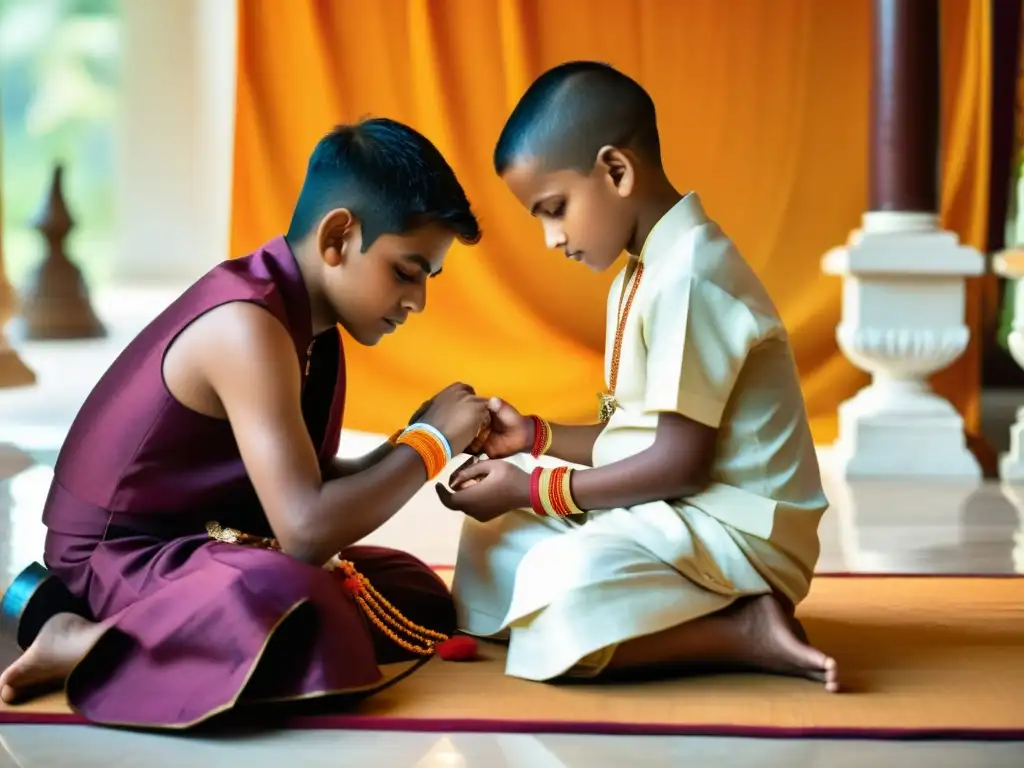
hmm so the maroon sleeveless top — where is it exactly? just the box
[42,236,346,541]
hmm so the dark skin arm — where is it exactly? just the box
[197,303,435,564]
[439,411,717,519]
[540,423,606,467]
[569,412,716,510]
[321,395,435,479]
[322,446,393,480]
[477,398,604,467]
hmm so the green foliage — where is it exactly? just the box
[1,0,119,288]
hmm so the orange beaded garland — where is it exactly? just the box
[333,558,448,655]
[204,521,469,659]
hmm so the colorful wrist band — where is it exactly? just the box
[404,422,453,463]
[529,416,552,458]
[531,467,554,516]
[396,426,450,480]
[547,466,569,517]
[529,467,546,517]
[529,466,585,518]
[556,466,585,516]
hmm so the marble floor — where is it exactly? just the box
[0,287,1022,765]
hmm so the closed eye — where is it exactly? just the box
[394,267,420,284]
[531,198,566,219]
[543,201,566,219]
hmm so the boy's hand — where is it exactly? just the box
[479,398,535,459]
[435,459,531,522]
[407,381,465,425]
[407,397,433,425]
[420,383,490,456]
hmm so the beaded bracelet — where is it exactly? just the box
[396,424,451,480]
[529,466,585,518]
[389,424,453,458]
[408,423,453,460]
[529,415,552,458]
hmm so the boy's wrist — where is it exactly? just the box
[514,470,533,508]
[524,415,554,458]
[522,416,538,455]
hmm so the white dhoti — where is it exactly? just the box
[456,194,827,681]
[452,456,817,681]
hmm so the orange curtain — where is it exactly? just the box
[934,0,993,433]
[231,0,991,441]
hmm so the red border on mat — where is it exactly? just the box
[0,712,86,725]
[428,564,1024,579]
[1,710,1022,741]
[281,716,1024,741]
[805,572,1023,579]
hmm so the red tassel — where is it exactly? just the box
[340,576,363,595]
[435,635,478,661]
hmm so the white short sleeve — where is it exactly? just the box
[641,275,759,428]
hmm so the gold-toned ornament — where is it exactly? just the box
[598,261,645,422]
[598,392,618,423]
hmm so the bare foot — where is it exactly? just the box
[0,613,105,704]
[789,615,810,645]
[731,595,840,692]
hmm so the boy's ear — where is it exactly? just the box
[595,145,636,198]
[316,208,358,267]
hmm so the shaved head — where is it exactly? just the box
[494,61,661,175]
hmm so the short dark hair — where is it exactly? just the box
[494,61,661,176]
[287,118,481,250]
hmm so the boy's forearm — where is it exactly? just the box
[568,444,706,512]
[322,441,394,479]
[544,422,606,467]
[291,446,426,564]
[564,411,716,513]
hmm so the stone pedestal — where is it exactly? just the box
[823,215,984,478]
[992,250,1024,481]
[822,0,983,479]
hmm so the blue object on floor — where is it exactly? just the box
[0,562,84,650]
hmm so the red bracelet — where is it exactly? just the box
[549,466,571,517]
[529,467,547,516]
[529,415,551,458]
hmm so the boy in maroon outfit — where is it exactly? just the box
[0,118,488,728]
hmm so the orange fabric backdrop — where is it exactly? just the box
[231,0,992,441]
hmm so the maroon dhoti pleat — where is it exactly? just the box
[45,530,455,728]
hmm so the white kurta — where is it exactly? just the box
[452,193,828,681]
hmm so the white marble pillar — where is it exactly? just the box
[993,251,1024,481]
[113,0,237,286]
[996,481,1024,574]
[822,0,983,479]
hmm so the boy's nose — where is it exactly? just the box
[402,286,425,314]
[543,224,566,250]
